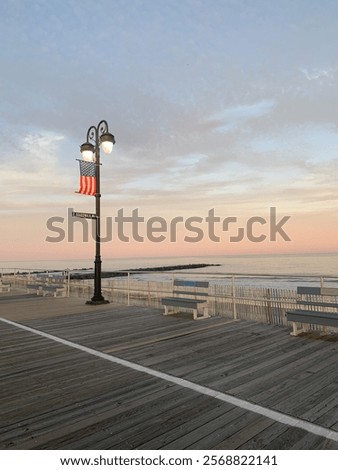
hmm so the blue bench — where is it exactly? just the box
[0,280,11,293]
[27,273,67,297]
[286,286,338,336]
[161,280,209,320]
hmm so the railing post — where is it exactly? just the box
[266,288,273,323]
[66,269,70,297]
[232,275,237,320]
[127,272,130,306]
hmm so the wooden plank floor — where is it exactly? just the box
[1,290,338,450]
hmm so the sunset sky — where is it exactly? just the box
[2,0,338,262]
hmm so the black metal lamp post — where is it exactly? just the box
[80,120,115,305]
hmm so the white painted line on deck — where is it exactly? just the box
[2,316,338,443]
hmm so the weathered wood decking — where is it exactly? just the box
[0,289,338,450]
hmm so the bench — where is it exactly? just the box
[27,274,50,295]
[27,273,67,297]
[286,286,338,336]
[0,280,11,292]
[161,280,209,320]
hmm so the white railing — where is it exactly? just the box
[2,268,338,330]
[68,271,338,327]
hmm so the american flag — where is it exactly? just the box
[78,161,96,196]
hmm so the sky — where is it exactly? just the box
[1,0,338,262]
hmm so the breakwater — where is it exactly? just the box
[70,263,220,280]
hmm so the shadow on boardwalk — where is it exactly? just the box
[0,290,338,450]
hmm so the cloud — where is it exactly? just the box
[249,123,338,163]
[1,129,73,211]
[203,100,276,136]
[300,67,333,81]
[209,100,276,128]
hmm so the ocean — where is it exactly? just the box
[1,253,338,289]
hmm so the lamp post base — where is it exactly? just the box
[86,299,110,305]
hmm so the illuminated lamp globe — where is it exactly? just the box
[80,142,95,162]
[100,132,115,154]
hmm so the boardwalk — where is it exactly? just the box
[0,290,338,450]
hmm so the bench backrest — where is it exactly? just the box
[297,286,338,296]
[48,273,66,284]
[31,273,67,285]
[173,279,209,298]
[296,286,338,311]
[31,274,50,283]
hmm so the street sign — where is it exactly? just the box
[72,211,97,219]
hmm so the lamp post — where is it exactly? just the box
[80,120,115,305]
